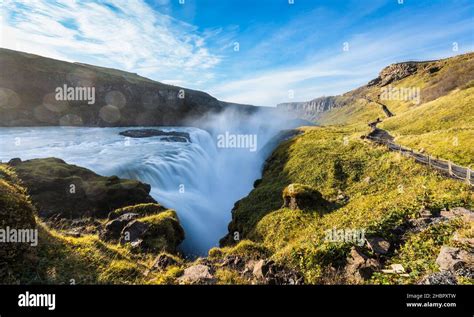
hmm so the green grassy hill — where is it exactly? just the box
[314,52,474,166]
[218,52,474,284]
[219,126,473,284]
[0,48,257,127]
[380,87,474,166]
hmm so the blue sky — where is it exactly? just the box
[1,0,473,106]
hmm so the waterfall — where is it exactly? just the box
[0,108,307,256]
[0,124,265,256]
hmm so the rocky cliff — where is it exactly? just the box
[0,48,257,127]
[367,61,420,87]
[275,60,421,121]
[277,96,348,121]
[277,52,474,122]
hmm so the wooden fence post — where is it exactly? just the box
[467,168,471,185]
[448,161,453,176]
[428,155,431,167]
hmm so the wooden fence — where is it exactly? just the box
[364,135,473,186]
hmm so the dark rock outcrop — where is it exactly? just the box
[249,259,304,285]
[277,96,348,121]
[366,237,391,255]
[108,203,167,220]
[118,210,185,253]
[344,247,381,283]
[119,129,191,142]
[100,213,139,241]
[368,62,419,87]
[364,127,394,142]
[120,220,149,245]
[9,157,156,219]
[151,253,180,271]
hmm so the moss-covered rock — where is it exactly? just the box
[0,165,37,282]
[120,210,185,253]
[100,213,140,242]
[108,203,166,220]
[151,252,182,271]
[9,158,156,219]
[282,183,333,212]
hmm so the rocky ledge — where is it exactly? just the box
[100,203,185,254]
[119,129,191,142]
[8,157,156,219]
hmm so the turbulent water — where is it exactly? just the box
[0,119,299,256]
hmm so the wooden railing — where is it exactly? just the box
[364,135,473,186]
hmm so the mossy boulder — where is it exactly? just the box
[151,252,182,271]
[100,212,140,242]
[108,203,166,220]
[0,165,36,281]
[282,183,332,212]
[9,158,156,219]
[120,210,185,253]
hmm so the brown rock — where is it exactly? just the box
[378,62,418,86]
[250,259,304,285]
[221,255,245,270]
[436,246,473,272]
[345,247,380,283]
[367,237,391,255]
[452,232,474,249]
[441,207,473,222]
[252,260,267,279]
[152,253,179,271]
[178,265,215,284]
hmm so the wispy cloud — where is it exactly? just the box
[0,0,220,83]
[209,2,474,106]
[1,0,473,107]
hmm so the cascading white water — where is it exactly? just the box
[0,113,302,256]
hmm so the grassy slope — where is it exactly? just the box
[15,216,186,285]
[316,52,474,166]
[0,163,188,285]
[222,52,474,284]
[0,48,166,87]
[380,87,474,166]
[221,127,472,283]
